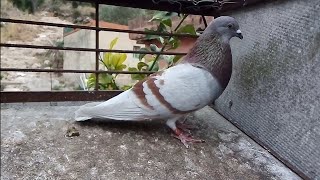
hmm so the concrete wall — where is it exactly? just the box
[63,30,143,87]
[214,0,320,179]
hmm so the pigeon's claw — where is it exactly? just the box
[172,129,205,148]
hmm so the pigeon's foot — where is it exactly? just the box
[172,129,205,148]
[176,120,198,134]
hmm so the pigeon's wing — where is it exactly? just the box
[75,63,222,121]
[130,63,222,117]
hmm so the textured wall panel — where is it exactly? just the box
[215,0,320,179]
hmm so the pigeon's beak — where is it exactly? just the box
[236,29,243,39]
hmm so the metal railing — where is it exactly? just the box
[0,2,199,103]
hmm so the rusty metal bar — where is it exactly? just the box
[79,0,264,16]
[0,43,187,55]
[202,15,208,28]
[0,68,155,74]
[0,91,123,103]
[0,18,198,38]
[95,2,100,90]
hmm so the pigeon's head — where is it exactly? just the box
[206,16,243,40]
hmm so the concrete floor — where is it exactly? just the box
[1,103,300,180]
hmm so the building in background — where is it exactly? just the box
[63,20,142,88]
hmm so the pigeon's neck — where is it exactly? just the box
[183,34,232,89]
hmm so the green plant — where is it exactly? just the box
[87,37,128,90]
[147,12,196,48]
[86,12,197,90]
[137,12,196,71]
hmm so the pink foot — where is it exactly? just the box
[172,129,205,148]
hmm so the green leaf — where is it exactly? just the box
[121,85,132,91]
[87,73,117,90]
[100,73,113,85]
[158,37,165,44]
[109,53,118,69]
[87,73,97,88]
[147,61,159,71]
[128,67,138,72]
[138,48,149,60]
[161,19,172,27]
[168,36,180,49]
[161,54,182,67]
[173,55,183,63]
[149,12,178,22]
[117,64,127,70]
[109,37,119,49]
[108,53,127,70]
[119,53,127,64]
[103,37,121,69]
[157,22,168,33]
[144,28,161,40]
[114,53,127,70]
[150,44,160,52]
[149,12,163,22]
[137,62,149,71]
[129,67,147,80]
[171,40,180,49]
[177,24,197,35]
[103,52,112,69]
[132,74,147,81]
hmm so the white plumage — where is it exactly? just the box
[75,63,222,121]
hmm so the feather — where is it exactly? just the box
[75,91,156,121]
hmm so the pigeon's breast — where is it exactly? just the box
[198,67,224,102]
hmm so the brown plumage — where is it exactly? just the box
[184,35,233,88]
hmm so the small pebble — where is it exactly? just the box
[65,127,80,137]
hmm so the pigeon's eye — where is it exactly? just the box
[227,24,233,29]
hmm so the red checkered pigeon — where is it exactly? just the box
[75,16,243,148]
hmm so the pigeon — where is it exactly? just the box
[75,16,243,148]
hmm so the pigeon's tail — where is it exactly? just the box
[74,91,149,121]
[74,102,102,121]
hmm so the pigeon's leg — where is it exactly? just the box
[166,117,205,148]
[176,116,198,132]
[173,115,200,136]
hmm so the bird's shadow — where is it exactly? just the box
[75,118,169,135]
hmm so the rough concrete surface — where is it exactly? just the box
[215,0,320,179]
[1,104,300,180]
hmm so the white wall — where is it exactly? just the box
[63,29,143,88]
